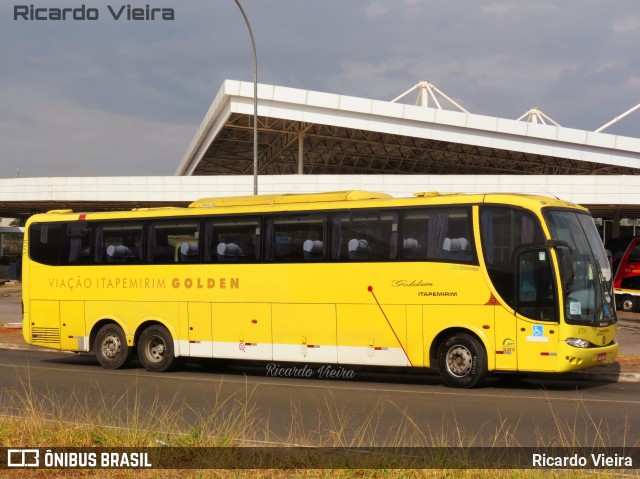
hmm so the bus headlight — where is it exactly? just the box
[566,338,590,348]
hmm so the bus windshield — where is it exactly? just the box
[544,210,616,325]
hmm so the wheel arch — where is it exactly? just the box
[134,319,181,357]
[89,318,126,351]
[428,326,495,371]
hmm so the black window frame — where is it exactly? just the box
[28,222,64,266]
[27,204,485,267]
[203,215,262,263]
[265,213,328,263]
[480,205,546,308]
[399,205,477,264]
[146,219,201,264]
[330,209,399,262]
[95,220,145,265]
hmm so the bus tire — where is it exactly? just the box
[437,333,487,388]
[94,324,133,369]
[138,325,179,372]
[620,295,635,312]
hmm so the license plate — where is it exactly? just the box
[597,353,606,362]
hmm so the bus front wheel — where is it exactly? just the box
[620,295,636,312]
[437,333,487,388]
[138,325,179,372]
[94,324,133,369]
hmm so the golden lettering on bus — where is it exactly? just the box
[48,276,167,290]
[171,277,240,289]
[48,275,241,290]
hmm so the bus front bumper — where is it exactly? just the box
[557,341,619,372]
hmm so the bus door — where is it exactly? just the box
[514,247,560,371]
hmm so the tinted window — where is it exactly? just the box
[481,206,545,307]
[516,248,557,321]
[96,222,144,264]
[204,217,261,263]
[629,244,640,262]
[148,221,200,264]
[63,222,91,265]
[29,223,63,266]
[266,214,326,262]
[332,210,398,261]
[401,207,475,262]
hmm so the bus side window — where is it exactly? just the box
[63,222,91,265]
[332,210,397,261]
[147,221,200,264]
[29,223,63,266]
[266,214,327,262]
[204,217,261,263]
[96,223,143,264]
[401,207,474,262]
[401,210,429,260]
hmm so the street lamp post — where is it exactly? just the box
[233,0,258,195]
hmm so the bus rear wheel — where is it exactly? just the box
[137,325,179,372]
[94,324,133,369]
[437,333,487,388]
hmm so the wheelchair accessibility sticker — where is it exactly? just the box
[526,325,549,342]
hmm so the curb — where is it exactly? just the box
[559,370,640,383]
[0,343,50,352]
[0,343,75,354]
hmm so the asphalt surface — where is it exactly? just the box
[1,347,639,447]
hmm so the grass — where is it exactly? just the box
[0,371,637,479]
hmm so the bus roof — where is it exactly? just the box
[30,191,587,223]
[188,190,392,208]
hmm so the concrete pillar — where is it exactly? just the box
[297,132,305,175]
[612,211,620,238]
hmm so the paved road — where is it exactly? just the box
[1,349,638,448]
[617,315,640,356]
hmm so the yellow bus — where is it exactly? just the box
[22,190,618,388]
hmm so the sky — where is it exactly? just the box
[1,0,639,178]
